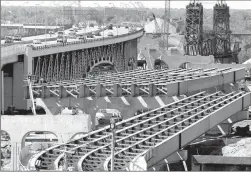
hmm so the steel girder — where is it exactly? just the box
[32,42,133,83]
[184,2,204,56]
[25,67,245,99]
[28,90,250,171]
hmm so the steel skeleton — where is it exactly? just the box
[26,67,244,99]
[28,90,250,171]
[29,91,208,170]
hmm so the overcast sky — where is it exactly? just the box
[2,1,251,9]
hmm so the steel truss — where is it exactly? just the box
[29,90,250,171]
[213,3,230,57]
[32,41,138,83]
[184,2,204,55]
[25,67,244,99]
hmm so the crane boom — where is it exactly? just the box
[152,13,161,37]
[159,0,170,50]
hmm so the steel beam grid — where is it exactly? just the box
[29,90,250,171]
[184,2,204,55]
[213,4,231,56]
[28,68,198,98]
[30,91,208,170]
[103,91,248,171]
[82,92,225,171]
[26,67,244,99]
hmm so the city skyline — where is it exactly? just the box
[2,1,251,9]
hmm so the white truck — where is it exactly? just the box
[57,31,67,43]
[96,109,122,125]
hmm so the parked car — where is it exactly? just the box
[33,39,41,44]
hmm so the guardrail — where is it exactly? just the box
[29,28,144,51]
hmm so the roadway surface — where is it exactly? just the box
[1,26,101,45]
[30,26,131,48]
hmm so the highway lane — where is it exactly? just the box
[30,27,131,47]
[1,26,100,45]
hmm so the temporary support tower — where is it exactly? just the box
[184,0,203,55]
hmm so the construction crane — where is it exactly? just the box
[152,13,162,38]
[159,0,171,50]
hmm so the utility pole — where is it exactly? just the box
[110,117,116,171]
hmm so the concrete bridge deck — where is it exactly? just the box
[27,90,250,171]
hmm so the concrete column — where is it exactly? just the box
[13,62,26,109]
[10,142,22,171]
[24,48,33,76]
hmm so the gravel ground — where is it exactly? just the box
[222,120,251,157]
[222,138,251,157]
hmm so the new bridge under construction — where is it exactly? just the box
[1,0,251,171]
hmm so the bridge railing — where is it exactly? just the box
[28,28,145,51]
